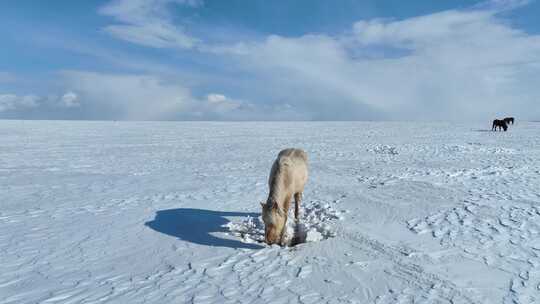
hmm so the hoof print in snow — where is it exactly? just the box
[226,201,344,247]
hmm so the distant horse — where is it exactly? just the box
[492,119,508,131]
[503,117,514,125]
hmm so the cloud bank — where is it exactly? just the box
[228,7,540,120]
[2,0,540,121]
[0,94,40,112]
[56,71,295,120]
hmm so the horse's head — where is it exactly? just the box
[261,200,286,245]
[503,124,508,131]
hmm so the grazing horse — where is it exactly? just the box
[492,119,508,131]
[504,117,514,125]
[261,148,308,245]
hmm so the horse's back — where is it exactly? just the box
[277,148,308,163]
[504,117,514,123]
[273,148,308,191]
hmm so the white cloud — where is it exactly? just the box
[475,0,531,11]
[104,23,198,49]
[0,91,82,114]
[0,94,40,112]
[62,71,308,120]
[61,71,193,120]
[351,10,495,49]
[6,0,539,121]
[1,70,298,120]
[94,0,540,120]
[100,0,200,49]
[206,93,226,103]
[204,93,242,113]
[61,91,80,107]
[59,71,280,120]
[196,93,304,120]
[225,6,540,120]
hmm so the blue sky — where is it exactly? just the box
[1,0,540,120]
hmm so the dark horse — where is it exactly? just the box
[503,117,514,125]
[492,119,508,131]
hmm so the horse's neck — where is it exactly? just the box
[269,172,288,208]
[269,189,285,208]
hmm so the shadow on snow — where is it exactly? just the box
[145,208,263,249]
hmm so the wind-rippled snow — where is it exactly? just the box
[1,121,539,303]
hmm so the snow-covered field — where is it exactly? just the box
[1,121,540,304]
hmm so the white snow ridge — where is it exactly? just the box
[2,121,540,303]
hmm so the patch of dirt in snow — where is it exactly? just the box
[226,201,346,246]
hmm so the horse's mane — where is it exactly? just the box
[268,158,291,208]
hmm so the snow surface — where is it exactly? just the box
[1,121,539,303]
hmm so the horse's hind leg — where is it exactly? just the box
[294,192,302,220]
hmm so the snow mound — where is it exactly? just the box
[226,201,345,246]
[443,144,516,154]
[368,145,399,155]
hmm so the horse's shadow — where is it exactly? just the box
[145,208,263,249]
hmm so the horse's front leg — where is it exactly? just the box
[279,214,288,246]
[294,192,302,221]
[279,197,292,246]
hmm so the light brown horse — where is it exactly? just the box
[260,148,308,245]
